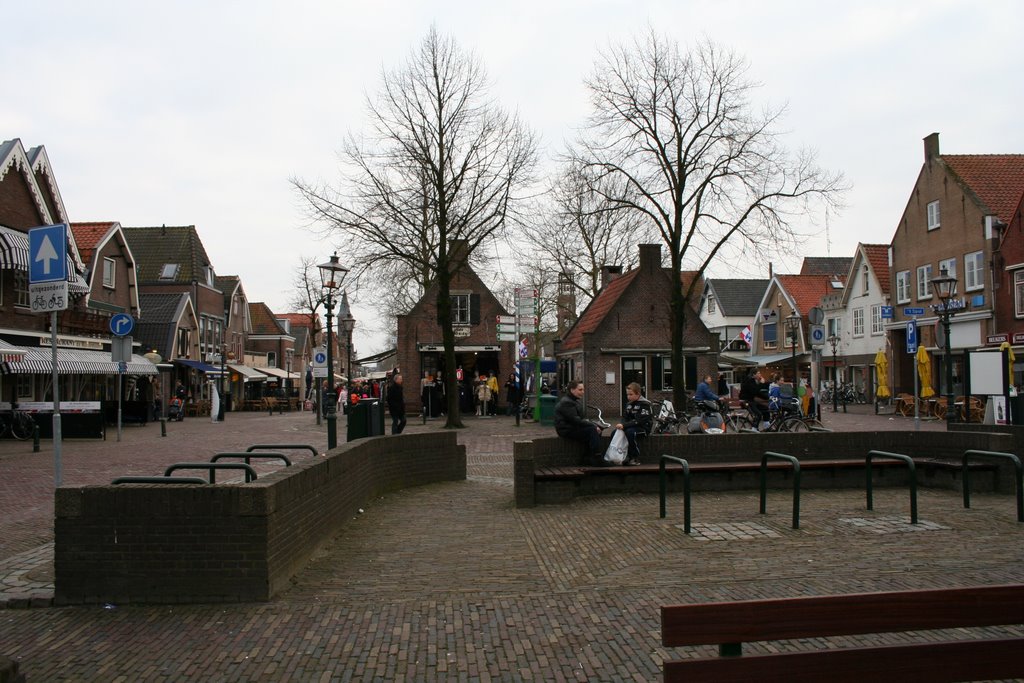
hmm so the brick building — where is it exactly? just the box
[555,243,717,418]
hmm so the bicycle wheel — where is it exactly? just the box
[11,413,34,440]
[783,417,810,432]
[725,411,754,433]
[801,418,826,431]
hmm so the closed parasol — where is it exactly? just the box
[874,350,890,399]
[1000,341,1015,389]
[916,345,934,398]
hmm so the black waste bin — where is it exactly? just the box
[366,399,384,436]
[347,399,385,441]
[539,394,558,426]
[1011,395,1024,425]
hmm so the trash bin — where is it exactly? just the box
[366,399,384,436]
[347,400,369,441]
[538,394,558,426]
[1011,395,1024,426]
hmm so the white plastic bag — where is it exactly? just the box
[605,429,629,465]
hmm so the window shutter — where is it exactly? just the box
[684,356,697,392]
[469,294,481,324]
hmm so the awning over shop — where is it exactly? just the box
[0,225,90,293]
[256,366,300,380]
[0,340,27,363]
[228,363,268,382]
[1,346,158,375]
[721,351,808,367]
[175,358,226,377]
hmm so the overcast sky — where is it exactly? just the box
[5,1,1022,355]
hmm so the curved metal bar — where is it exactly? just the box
[962,450,1023,522]
[866,450,917,524]
[164,462,258,484]
[659,455,691,533]
[212,452,292,468]
[246,443,319,458]
[760,451,802,529]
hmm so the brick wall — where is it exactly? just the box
[515,430,1017,507]
[54,432,466,604]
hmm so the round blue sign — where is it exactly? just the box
[314,351,327,364]
[110,313,135,337]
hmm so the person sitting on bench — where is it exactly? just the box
[554,380,605,466]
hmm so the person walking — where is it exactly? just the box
[387,373,407,435]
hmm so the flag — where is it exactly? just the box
[518,338,529,358]
[741,325,752,346]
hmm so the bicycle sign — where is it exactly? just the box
[28,280,69,313]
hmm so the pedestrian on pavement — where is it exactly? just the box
[387,373,407,434]
[553,380,604,466]
[504,372,519,416]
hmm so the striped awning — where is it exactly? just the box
[0,225,90,293]
[228,363,268,382]
[0,346,159,376]
[0,339,27,363]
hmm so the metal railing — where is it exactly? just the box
[760,451,802,529]
[164,462,258,484]
[866,450,918,524]
[962,450,1023,523]
[659,455,691,533]
[212,452,291,468]
[246,443,320,458]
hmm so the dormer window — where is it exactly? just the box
[160,263,179,280]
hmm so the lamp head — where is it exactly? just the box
[318,252,350,291]
[930,267,958,302]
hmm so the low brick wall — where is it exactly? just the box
[515,430,1018,507]
[54,432,465,604]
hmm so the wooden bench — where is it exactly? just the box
[661,584,1024,682]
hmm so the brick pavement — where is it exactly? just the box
[2,406,1018,682]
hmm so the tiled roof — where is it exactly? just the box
[942,154,1024,223]
[278,312,318,329]
[559,271,638,351]
[862,244,890,296]
[122,225,214,284]
[248,302,288,335]
[136,292,190,357]
[706,279,770,317]
[777,274,837,315]
[800,257,853,276]
[69,222,115,265]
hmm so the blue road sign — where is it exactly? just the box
[110,313,135,337]
[314,351,327,366]
[903,307,925,316]
[28,224,68,284]
[906,319,918,354]
[881,306,894,319]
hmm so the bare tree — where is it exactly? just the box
[293,26,538,427]
[574,32,845,406]
[522,161,651,310]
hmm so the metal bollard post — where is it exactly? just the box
[33,425,40,452]
[160,418,167,437]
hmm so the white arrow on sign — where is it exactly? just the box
[35,235,59,275]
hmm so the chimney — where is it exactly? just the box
[638,243,661,274]
[924,132,940,163]
[600,265,623,289]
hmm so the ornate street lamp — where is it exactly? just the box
[785,312,801,388]
[827,333,842,413]
[931,267,959,426]
[318,252,350,450]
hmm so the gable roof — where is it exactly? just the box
[705,279,770,317]
[248,302,289,336]
[278,312,319,330]
[942,154,1024,222]
[862,244,890,296]
[70,221,117,265]
[776,274,836,315]
[135,292,194,357]
[122,225,216,285]
[800,257,853,277]
[559,271,638,351]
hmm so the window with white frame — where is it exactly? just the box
[451,294,470,324]
[917,264,933,300]
[964,251,984,291]
[827,317,842,337]
[1015,271,1024,317]
[927,200,940,230]
[870,304,883,334]
[706,294,716,314]
[102,257,116,288]
[862,264,869,294]
[853,308,864,337]
[937,257,957,284]
[763,322,777,349]
[896,270,911,303]
[13,271,29,307]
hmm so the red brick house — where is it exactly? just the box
[555,243,717,418]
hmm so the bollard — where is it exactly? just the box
[160,418,167,437]
[268,402,273,416]
[33,425,40,452]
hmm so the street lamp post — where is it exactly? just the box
[785,312,801,388]
[931,267,959,427]
[827,334,841,413]
[218,340,227,422]
[285,348,294,405]
[318,252,350,451]
[339,292,356,420]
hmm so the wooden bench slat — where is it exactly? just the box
[664,636,1024,683]
[662,584,1024,646]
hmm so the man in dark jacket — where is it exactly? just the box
[386,373,407,434]
[614,382,653,466]
[554,380,604,466]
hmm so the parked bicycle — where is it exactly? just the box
[0,410,36,440]
[650,399,684,434]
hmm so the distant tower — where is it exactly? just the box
[556,272,577,336]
